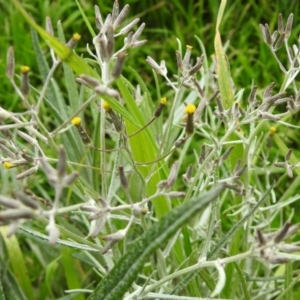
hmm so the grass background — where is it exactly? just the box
[1,0,300,107]
[0,0,300,299]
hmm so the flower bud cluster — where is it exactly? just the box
[255,222,300,264]
[146,45,204,91]
[0,191,41,237]
[219,158,247,196]
[274,149,300,178]
[157,161,186,198]
[90,0,146,85]
[259,13,293,52]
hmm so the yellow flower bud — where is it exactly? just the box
[269,126,276,135]
[102,102,112,111]
[21,66,30,73]
[3,162,14,169]
[73,33,81,41]
[154,97,167,118]
[185,104,196,114]
[185,104,196,136]
[71,117,82,126]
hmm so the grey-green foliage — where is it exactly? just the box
[88,185,222,300]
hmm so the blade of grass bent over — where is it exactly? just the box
[87,185,222,300]
[214,0,244,171]
[214,0,234,110]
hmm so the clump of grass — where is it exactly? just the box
[1,0,300,299]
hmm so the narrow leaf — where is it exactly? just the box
[0,261,27,300]
[233,262,251,300]
[75,0,96,37]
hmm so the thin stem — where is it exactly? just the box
[50,93,98,137]
[125,250,253,300]
[35,60,61,113]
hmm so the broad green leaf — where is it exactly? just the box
[101,94,139,126]
[116,77,171,218]
[87,185,222,300]
[214,0,243,167]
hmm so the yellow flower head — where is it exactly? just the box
[3,162,14,169]
[73,33,81,41]
[21,66,30,73]
[160,97,167,105]
[102,102,111,111]
[71,117,81,126]
[269,126,276,134]
[185,104,196,114]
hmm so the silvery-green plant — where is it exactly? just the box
[1,1,300,299]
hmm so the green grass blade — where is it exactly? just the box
[208,186,271,258]
[116,77,171,218]
[0,260,27,300]
[30,28,60,111]
[284,262,293,300]
[101,94,139,126]
[61,248,85,300]
[75,0,96,37]
[87,185,222,300]
[45,255,61,298]
[57,21,80,112]
[0,227,34,300]
[275,271,300,300]
[214,0,243,167]
[117,77,185,264]
[214,0,234,110]
[172,186,272,293]
[233,262,251,300]
[0,272,4,300]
